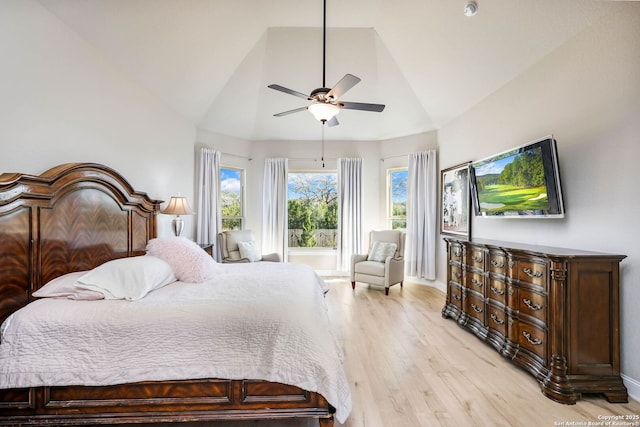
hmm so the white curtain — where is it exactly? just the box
[262,158,289,262]
[406,150,437,280]
[195,147,221,260]
[337,158,362,272]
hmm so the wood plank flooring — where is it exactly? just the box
[136,279,640,427]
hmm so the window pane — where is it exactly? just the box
[221,167,243,231]
[389,168,407,229]
[221,218,242,231]
[391,219,407,230]
[288,172,337,248]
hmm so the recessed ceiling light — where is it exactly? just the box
[464,1,478,17]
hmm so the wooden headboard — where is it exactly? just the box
[0,163,161,325]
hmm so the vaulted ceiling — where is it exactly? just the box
[37,0,616,141]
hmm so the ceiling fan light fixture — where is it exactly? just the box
[464,1,478,17]
[308,103,340,122]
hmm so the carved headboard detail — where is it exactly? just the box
[0,163,161,325]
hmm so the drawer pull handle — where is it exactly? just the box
[453,294,461,301]
[490,259,504,268]
[453,250,461,257]
[490,286,505,296]
[522,331,542,345]
[472,255,482,263]
[471,303,483,313]
[523,267,543,279]
[523,298,543,311]
[490,313,505,325]
[471,278,483,288]
[454,272,462,279]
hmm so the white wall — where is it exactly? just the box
[0,0,196,239]
[438,3,640,390]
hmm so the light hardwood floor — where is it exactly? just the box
[139,279,640,427]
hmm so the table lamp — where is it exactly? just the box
[161,195,193,236]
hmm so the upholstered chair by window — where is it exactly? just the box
[350,230,406,295]
[218,230,281,263]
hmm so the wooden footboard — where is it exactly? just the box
[0,379,334,426]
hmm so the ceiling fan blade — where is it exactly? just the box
[274,106,308,117]
[327,74,361,99]
[326,116,339,127]
[268,84,310,100]
[339,101,386,112]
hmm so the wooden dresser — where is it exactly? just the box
[442,237,627,404]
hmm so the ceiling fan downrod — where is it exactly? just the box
[322,0,327,88]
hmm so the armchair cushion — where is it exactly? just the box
[367,241,397,262]
[238,240,261,262]
[354,260,386,277]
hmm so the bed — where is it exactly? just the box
[0,163,349,426]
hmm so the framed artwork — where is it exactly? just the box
[440,162,471,239]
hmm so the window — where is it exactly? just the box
[288,172,337,248]
[388,168,407,229]
[220,167,244,231]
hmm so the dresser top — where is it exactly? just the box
[444,237,626,261]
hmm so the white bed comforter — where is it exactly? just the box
[0,262,351,423]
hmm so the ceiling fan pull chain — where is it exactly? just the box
[321,124,325,168]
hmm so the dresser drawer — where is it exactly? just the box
[449,283,463,311]
[450,242,463,264]
[467,271,484,292]
[466,292,485,324]
[450,264,463,285]
[518,320,546,360]
[487,303,507,337]
[488,277,506,305]
[468,247,484,269]
[489,252,506,275]
[517,259,547,288]
[519,288,546,324]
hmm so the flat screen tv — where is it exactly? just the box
[469,136,565,218]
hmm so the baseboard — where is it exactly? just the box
[407,276,447,293]
[622,374,640,403]
[317,270,349,278]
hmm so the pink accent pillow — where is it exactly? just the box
[146,237,218,283]
[33,271,104,300]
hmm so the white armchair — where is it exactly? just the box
[351,230,406,295]
[218,230,281,263]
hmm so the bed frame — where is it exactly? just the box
[0,163,335,426]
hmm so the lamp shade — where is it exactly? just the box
[308,102,340,122]
[161,196,194,216]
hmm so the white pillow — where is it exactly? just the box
[146,237,218,283]
[33,271,104,300]
[367,241,398,262]
[75,256,176,300]
[238,240,261,262]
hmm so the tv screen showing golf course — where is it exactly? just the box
[470,136,564,218]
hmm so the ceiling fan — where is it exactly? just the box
[267,0,385,127]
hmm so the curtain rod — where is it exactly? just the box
[380,153,410,161]
[220,152,252,161]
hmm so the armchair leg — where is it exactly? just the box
[400,281,403,288]
[351,281,356,290]
[385,287,389,296]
